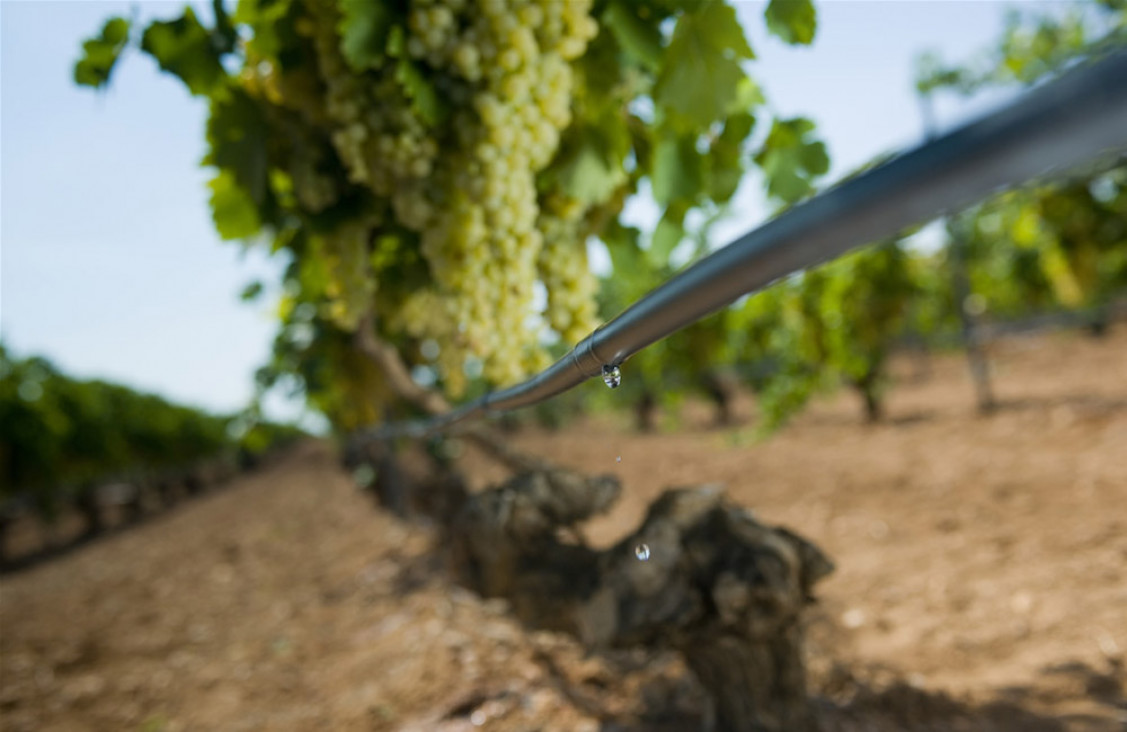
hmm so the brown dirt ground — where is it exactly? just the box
[2,327,1126,732]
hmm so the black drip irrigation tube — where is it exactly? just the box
[364,49,1127,441]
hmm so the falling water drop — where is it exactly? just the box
[352,465,376,489]
[634,543,651,561]
[602,364,622,389]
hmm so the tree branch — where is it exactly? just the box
[353,313,451,416]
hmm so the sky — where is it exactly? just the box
[0,1,1054,423]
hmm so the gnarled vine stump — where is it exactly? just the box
[447,470,834,732]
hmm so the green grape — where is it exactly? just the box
[538,206,599,345]
[277,0,602,395]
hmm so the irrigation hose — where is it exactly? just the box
[363,49,1127,441]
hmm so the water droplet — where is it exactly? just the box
[352,465,376,489]
[634,543,651,561]
[616,456,622,463]
[602,364,621,389]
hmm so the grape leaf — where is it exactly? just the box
[234,0,294,61]
[764,0,818,46]
[652,135,704,206]
[140,8,227,97]
[627,114,653,173]
[547,109,630,205]
[240,281,265,301]
[601,0,663,71]
[205,89,271,208]
[707,113,756,203]
[722,111,757,147]
[655,2,755,128]
[733,76,766,111]
[338,0,396,71]
[602,220,643,266]
[650,200,689,265]
[395,60,447,127]
[209,170,261,240]
[74,17,131,88]
[553,143,626,205]
[577,23,623,98]
[755,117,828,204]
[386,25,406,59]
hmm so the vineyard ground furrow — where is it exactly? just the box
[2,327,1125,732]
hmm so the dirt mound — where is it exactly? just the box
[2,328,1126,731]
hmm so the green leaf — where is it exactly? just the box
[732,76,766,112]
[650,200,689,265]
[338,0,396,70]
[602,220,642,262]
[627,114,653,175]
[576,27,622,99]
[74,17,131,88]
[707,112,755,203]
[708,161,742,203]
[799,139,829,176]
[209,170,262,240]
[720,111,757,147]
[386,25,406,58]
[755,117,829,205]
[651,135,704,206]
[554,143,625,205]
[205,89,271,207]
[395,60,447,127]
[140,8,227,97]
[240,281,265,301]
[601,0,663,71]
[655,2,755,129]
[764,0,818,46]
[546,112,630,206]
[234,0,295,61]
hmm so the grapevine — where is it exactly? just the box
[77,0,826,427]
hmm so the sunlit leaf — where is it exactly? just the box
[601,0,663,71]
[209,170,262,240]
[764,0,817,45]
[338,0,396,70]
[74,17,131,88]
[547,116,630,205]
[141,8,227,97]
[755,117,828,204]
[395,60,447,127]
[655,2,754,128]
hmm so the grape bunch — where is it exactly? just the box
[285,0,601,395]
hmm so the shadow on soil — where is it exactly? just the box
[814,682,1070,732]
[819,392,1127,430]
[435,646,1122,732]
[992,394,1127,418]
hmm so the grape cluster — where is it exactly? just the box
[537,198,600,345]
[242,0,600,396]
[317,216,378,331]
[284,0,601,395]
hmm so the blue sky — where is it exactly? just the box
[0,1,1052,422]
